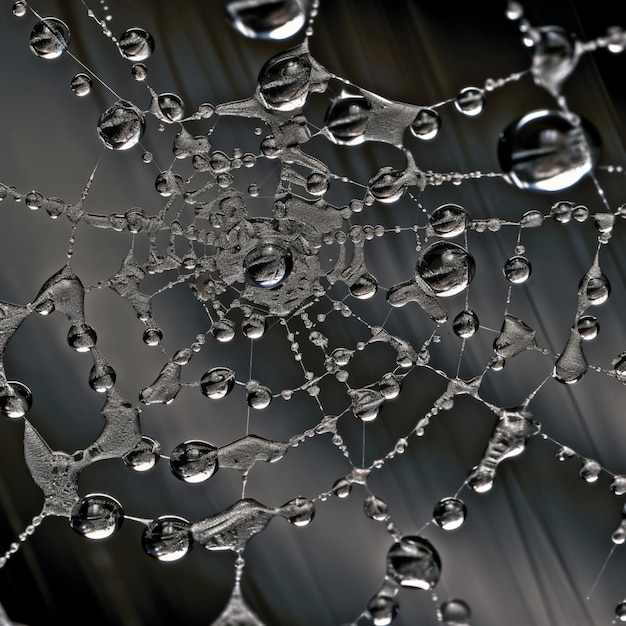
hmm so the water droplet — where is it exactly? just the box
[553,327,587,384]
[453,309,479,338]
[410,108,440,140]
[29,18,70,59]
[616,601,626,622]
[118,27,154,61]
[579,458,601,483]
[156,93,185,122]
[325,93,371,146]
[350,388,384,422]
[585,274,610,305]
[429,204,468,238]
[332,478,352,498]
[123,435,161,471]
[433,497,467,531]
[142,516,192,561]
[142,327,163,346]
[246,381,272,410]
[556,446,574,462]
[226,0,306,40]
[417,241,475,297]
[364,494,389,521]
[12,1,27,17]
[306,172,329,196]
[284,497,315,526]
[368,590,399,626]
[67,323,97,352]
[69,494,123,539]
[498,109,601,192]
[70,73,92,97]
[211,318,236,343]
[0,381,33,418]
[454,87,484,116]
[97,100,145,150]
[530,26,578,97]
[612,475,626,496]
[440,598,471,625]
[379,373,401,400]
[200,368,236,400]
[387,536,441,590]
[577,316,598,340]
[242,314,267,339]
[244,243,293,288]
[132,63,148,81]
[25,191,43,210]
[503,256,531,284]
[88,362,116,392]
[170,440,218,483]
[349,272,378,299]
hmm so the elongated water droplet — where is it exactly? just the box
[123,435,160,471]
[553,327,587,384]
[410,108,440,140]
[244,243,293,288]
[0,381,33,418]
[417,242,475,297]
[70,73,92,97]
[577,315,598,340]
[70,494,123,539]
[364,494,389,521]
[88,362,116,393]
[433,497,466,531]
[493,314,536,359]
[503,256,531,283]
[118,27,154,61]
[387,536,441,590]
[226,0,306,41]
[170,440,218,483]
[429,204,468,238]
[142,516,192,561]
[97,100,145,150]
[29,18,70,59]
[453,310,479,339]
[530,26,578,97]
[210,584,267,626]
[67,323,97,352]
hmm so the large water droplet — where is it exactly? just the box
[410,108,441,140]
[503,256,531,284]
[417,242,475,297]
[0,381,33,418]
[70,73,92,97]
[585,273,610,306]
[200,368,236,399]
[244,243,293,288]
[433,497,466,531]
[118,27,155,61]
[170,440,218,483]
[577,315,599,340]
[440,598,471,625]
[69,493,123,540]
[325,93,371,146]
[29,18,70,59]
[226,0,306,40]
[379,373,401,400]
[142,516,192,561]
[12,1,27,17]
[88,362,116,392]
[453,310,479,339]
[97,100,146,150]
[387,536,441,590]
[429,204,468,238]
[498,109,601,192]
[156,93,185,122]
[123,435,160,472]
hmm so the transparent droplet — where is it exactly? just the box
[417,242,475,297]
[351,388,384,422]
[211,318,236,343]
[585,273,610,306]
[379,373,401,400]
[429,204,468,238]
[503,256,531,284]
[12,1,27,17]
[453,309,479,339]
[70,72,92,97]
[242,314,267,339]
[97,100,145,150]
[156,93,185,122]
[454,87,484,116]
[69,494,123,540]
[577,316,598,341]
[611,475,626,496]
[349,272,378,299]
[364,494,389,521]
[142,327,163,346]
[332,478,352,498]
[244,243,293,288]
[29,18,70,59]
[368,591,399,626]
[226,0,306,41]
[410,108,441,140]
[530,26,578,97]
[246,382,272,410]
[556,446,574,462]
[306,171,329,196]
[580,458,601,483]
[433,497,467,531]
[123,435,161,472]
[325,94,371,146]
[142,516,192,561]
[440,598,471,625]
[284,497,315,526]
[170,440,218,483]
[88,362,116,392]
[0,381,33,419]
[67,323,97,352]
[498,109,601,192]
[257,47,313,111]
[199,368,235,400]
[387,536,441,590]
[616,601,626,622]
[118,27,155,61]
[132,63,148,81]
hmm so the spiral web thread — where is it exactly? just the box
[2,0,626,624]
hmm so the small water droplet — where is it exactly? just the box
[211,318,236,343]
[244,243,293,288]
[123,435,161,471]
[325,93,371,146]
[88,362,116,392]
[156,93,185,122]
[118,27,154,61]
[579,458,601,483]
[246,381,272,410]
[12,1,27,17]
[429,204,468,238]
[453,309,479,338]
[29,18,70,59]
[350,388,384,422]
[142,516,192,561]
[349,272,378,299]
[556,446,574,462]
[332,478,352,498]
[67,323,97,352]
[364,494,389,521]
[170,440,218,483]
[200,368,236,399]
[530,26,578,97]
[616,601,626,622]
[417,241,475,297]
[379,373,401,400]
[132,63,148,81]
[306,171,329,196]
[387,536,441,590]
[503,256,531,284]
[0,381,33,418]
[440,598,471,625]
[433,497,467,531]
[97,100,145,150]
[284,497,315,526]
[226,0,306,40]
[577,316,598,340]
[142,327,163,346]
[410,108,440,140]
[368,590,399,626]
[242,314,267,339]
[70,494,123,539]
[454,87,484,116]
[611,475,626,496]
[70,72,92,97]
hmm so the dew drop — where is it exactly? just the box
[226,0,306,41]
[142,516,192,561]
[616,601,626,622]
[585,273,610,306]
[123,435,161,471]
[211,319,236,343]
[387,536,441,590]
[118,27,155,61]
[306,172,329,196]
[132,63,148,81]
[364,494,389,521]
[246,381,272,410]
[368,590,399,626]
[67,324,97,352]
[429,204,468,238]
[530,26,578,97]
[200,368,236,399]
[417,242,475,297]
[142,327,163,346]
[170,441,218,483]
[242,314,267,339]
[0,381,33,419]
[576,316,598,341]
[379,373,401,400]
[332,478,352,498]
[69,494,123,540]
[350,388,384,422]
[325,93,371,146]
[433,497,467,531]
[454,88,484,116]
[156,93,185,122]
[349,272,378,299]
[612,475,626,496]
[284,497,315,526]
[12,1,27,17]
[29,18,70,59]
[440,598,471,625]
[556,446,574,462]
[579,458,601,483]
[410,108,440,140]
[70,73,92,97]
[88,362,116,393]
[244,243,293,288]
[453,309,479,339]
[503,256,531,284]
[97,100,145,151]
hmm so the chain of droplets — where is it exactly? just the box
[3,0,626,625]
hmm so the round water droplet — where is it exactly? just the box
[284,497,315,526]
[387,536,441,589]
[97,100,145,150]
[616,601,626,622]
[410,108,440,140]
[585,274,610,305]
[67,324,97,352]
[12,1,27,17]
[142,516,192,561]
[417,242,475,297]
[364,495,389,521]
[200,368,236,399]
[452,309,479,339]
[0,381,33,419]
[503,256,531,284]
[242,314,266,339]
[123,435,161,471]
[611,475,626,496]
[29,18,70,59]
[88,363,116,392]
[579,458,601,483]
[247,383,272,410]
[132,63,148,81]
[379,373,401,400]
[143,327,163,346]
[498,109,601,192]
[368,592,398,626]
[257,49,312,111]
[211,318,236,343]
[440,598,471,625]
[349,272,378,299]
[454,87,484,116]
[70,494,123,540]
[332,478,352,498]
[70,73,92,97]
[577,316,598,340]
[226,0,306,41]
[118,27,154,61]
[325,94,371,146]
[306,172,329,196]
[170,440,218,483]
[244,243,293,288]
[433,497,466,531]
[157,93,185,122]
[429,204,468,238]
